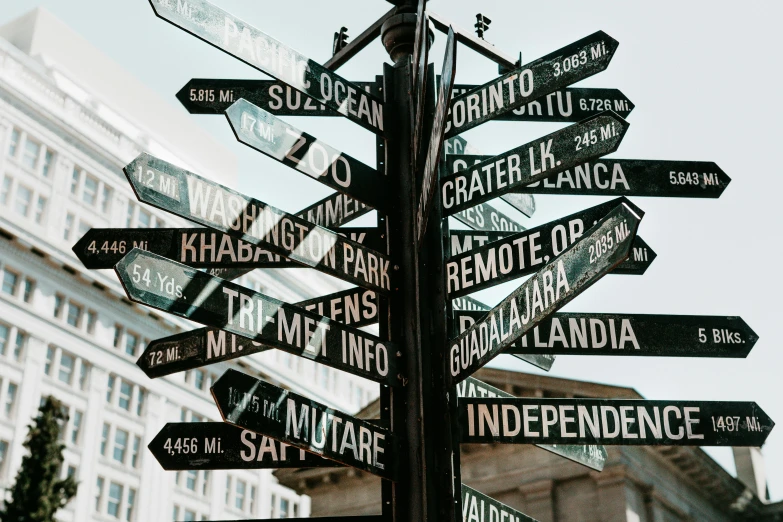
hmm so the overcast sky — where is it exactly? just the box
[5,0,782,502]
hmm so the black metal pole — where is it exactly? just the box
[380,5,460,520]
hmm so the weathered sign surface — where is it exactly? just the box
[226,99,388,210]
[447,203,641,385]
[459,398,774,446]
[455,311,758,358]
[448,156,730,198]
[212,369,398,479]
[416,27,457,246]
[149,0,385,134]
[444,31,619,137]
[452,85,634,123]
[446,198,651,297]
[148,422,337,470]
[123,153,393,295]
[441,112,629,216]
[457,377,606,471]
[137,286,380,378]
[116,249,399,386]
[73,227,382,270]
[462,484,537,522]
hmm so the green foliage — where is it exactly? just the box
[0,396,78,522]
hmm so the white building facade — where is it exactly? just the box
[0,8,378,522]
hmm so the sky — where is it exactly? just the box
[4,0,782,502]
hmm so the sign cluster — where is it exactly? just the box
[71,1,771,520]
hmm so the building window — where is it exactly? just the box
[14,184,32,216]
[1,269,18,296]
[58,352,74,384]
[125,204,133,227]
[0,176,10,204]
[100,423,110,456]
[113,325,123,349]
[136,388,145,417]
[0,440,9,473]
[4,382,17,417]
[54,293,64,318]
[124,331,138,356]
[202,471,210,496]
[185,470,197,491]
[193,369,205,391]
[95,476,104,512]
[107,482,122,518]
[42,149,55,178]
[131,435,141,468]
[82,175,98,206]
[280,498,290,518]
[65,300,83,327]
[126,488,136,522]
[70,168,79,195]
[101,186,112,213]
[225,476,231,505]
[0,325,7,356]
[34,196,47,224]
[118,380,132,411]
[86,310,97,334]
[249,486,256,515]
[45,346,54,375]
[137,208,151,228]
[235,479,246,510]
[113,428,128,464]
[63,213,74,241]
[70,410,83,444]
[12,330,25,361]
[79,362,90,390]
[106,375,115,403]
[22,277,35,303]
[21,138,40,170]
[8,128,20,158]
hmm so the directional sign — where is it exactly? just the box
[462,484,536,522]
[453,204,526,234]
[149,0,386,135]
[212,369,398,479]
[457,377,606,472]
[116,249,399,386]
[446,198,651,298]
[452,295,490,313]
[444,31,619,138]
[295,287,378,328]
[441,111,629,216]
[176,78,373,116]
[416,27,457,246]
[452,85,634,123]
[447,202,641,386]
[124,154,393,295]
[459,398,774,446]
[411,0,429,158]
[519,159,730,198]
[226,99,387,210]
[298,192,373,229]
[449,156,730,199]
[455,311,759,358]
[73,227,382,271]
[449,230,512,257]
[148,422,337,470]
[446,141,535,219]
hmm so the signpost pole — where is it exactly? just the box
[380,4,459,520]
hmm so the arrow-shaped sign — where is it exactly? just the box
[212,369,398,480]
[462,484,537,522]
[451,297,555,372]
[137,285,380,378]
[441,112,629,216]
[452,85,634,123]
[176,78,373,116]
[116,249,399,386]
[444,31,619,138]
[73,227,382,271]
[447,157,730,199]
[123,154,393,296]
[149,0,385,135]
[148,422,338,470]
[226,99,388,210]
[459,398,774,446]
[457,377,606,472]
[446,198,653,298]
[447,202,642,386]
[416,27,457,246]
[454,311,758,358]
[446,137,535,221]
